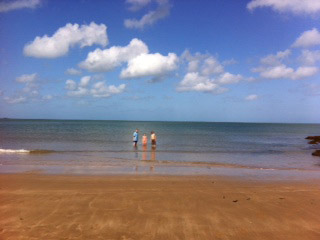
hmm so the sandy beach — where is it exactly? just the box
[1,174,320,240]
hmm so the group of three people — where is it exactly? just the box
[133,129,157,147]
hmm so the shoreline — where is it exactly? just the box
[1,162,320,182]
[1,173,320,239]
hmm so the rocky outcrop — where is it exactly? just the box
[305,136,320,144]
[312,150,320,157]
[306,136,320,157]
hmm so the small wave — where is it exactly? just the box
[0,148,55,154]
[0,148,30,153]
[29,149,56,154]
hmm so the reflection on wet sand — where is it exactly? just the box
[137,145,156,172]
[142,145,147,161]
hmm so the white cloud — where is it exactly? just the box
[4,96,26,104]
[24,22,108,58]
[253,64,318,80]
[177,51,244,93]
[292,66,318,80]
[126,0,151,11]
[16,73,37,83]
[257,64,294,79]
[247,0,320,15]
[79,38,148,72]
[124,0,171,29]
[3,73,54,104]
[0,0,41,13]
[65,76,126,98]
[299,50,320,65]
[292,28,320,48]
[187,59,199,72]
[66,68,82,75]
[120,52,178,78]
[65,79,77,91]
[217,72,243,85]
[66,76,91,97]
[253,48,319,80]
[91,82,126,98]
[201,57,224,75]
[16,73,39,94]
[245,94,258,101]
[260,49,291,65]
[79,76,91,88]
[177,72,227,94]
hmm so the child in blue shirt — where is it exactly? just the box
[133,129,139,147]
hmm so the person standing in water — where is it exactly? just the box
[151,131,157,147]
[133,129,139,147]
[142,133,148,146]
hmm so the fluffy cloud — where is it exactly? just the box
[245,94,258,101]
[253,62,318,80]
[201,57,224,76]
[177,72,226,93]
[177,51,244,94]
[124,0,171,29]
[255,64,294,79]
[260,49,291,65]
[24,22,108,58]
[91,82,126,98]
[217,72,243,85]
[0,0,41,13]
[65,79,77,91]
[66,68,82,75]
[16,73,39,94]
[292,28,320,48]
[299,50,320,65]
[120,52,178,78]
[65,76,126,98]
[247,0,320,15]
[293,66,318,80]
[3,73,39,104]
[4,96,27,104]
[66,76,91,97]
[252,46,319,80]
[79,38,148,72]
[16,73,37,83]
[126,0,151,11]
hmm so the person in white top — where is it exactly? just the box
[150,131,157,147]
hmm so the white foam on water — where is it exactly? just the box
[0,148,30,153]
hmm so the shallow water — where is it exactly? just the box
[0,119,319,178]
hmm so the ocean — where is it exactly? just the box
[1,119,320,178]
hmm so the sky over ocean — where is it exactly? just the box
[0,0,319,123]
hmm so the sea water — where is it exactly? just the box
[0,119,319,178]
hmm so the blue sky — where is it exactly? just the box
[0,0,319,123]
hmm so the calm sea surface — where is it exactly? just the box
[1,119,320,178]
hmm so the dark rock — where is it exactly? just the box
[233,200,238,203]
[305,136,320,144]
[312,150,320,157]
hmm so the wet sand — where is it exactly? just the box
[1,174,320,240]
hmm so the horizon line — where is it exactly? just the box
[0,117,319,125]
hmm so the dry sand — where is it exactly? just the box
[1,173,320,240]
